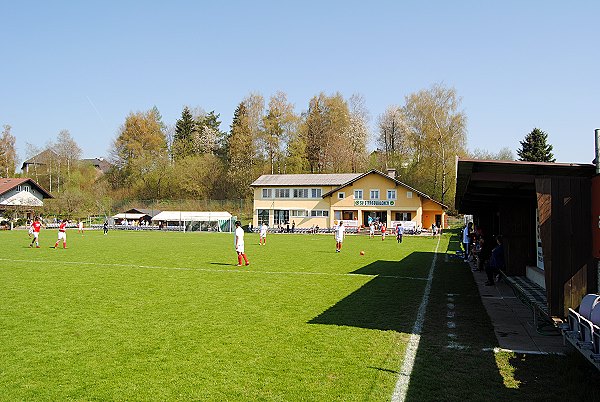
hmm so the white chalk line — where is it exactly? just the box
[391,235,441,402]
[0,258,428,281]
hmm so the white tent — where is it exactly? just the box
[151,211,235,232]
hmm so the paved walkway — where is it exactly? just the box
[469,263,566,354]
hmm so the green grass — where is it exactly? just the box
[0,229,439,400]
[2,229,600,401]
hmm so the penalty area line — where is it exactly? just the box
[0,258,428,281]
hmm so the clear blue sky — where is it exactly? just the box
[2,0,598,164]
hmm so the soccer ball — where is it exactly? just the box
[360,250,365,255]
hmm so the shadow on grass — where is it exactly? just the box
[352,252,432,277]
[405,229,600,401]
[308,252,431,333]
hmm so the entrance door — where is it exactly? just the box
[435,214,442,227]
[363,211,387,226]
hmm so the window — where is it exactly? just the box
[310,210,329,217]
[290,209,307,217]
[17,185,22,191]
[407,191,413,199]
[24,185,30,192]
[275,188,290,198]
[370,190,379,200]
[311,188,322,198]
[338,192,345,199]
[274,210,290,225]
[262,189,272,198]
[354,189,363,200]
[395,212,412,221]
[258,209,270,225]
[387,190,396,200]
[293,188,309,198]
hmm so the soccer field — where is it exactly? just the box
[0,229,442,400]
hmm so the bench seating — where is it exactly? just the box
[500,273,552,329]
[562,294,600,370]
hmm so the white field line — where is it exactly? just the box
[0,258,428,281]
[391,234,441,402]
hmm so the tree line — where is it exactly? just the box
[0,83,556,218]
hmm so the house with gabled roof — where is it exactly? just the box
[250,169,447,230]
[0,178,53,218]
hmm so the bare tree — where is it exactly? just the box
[0,125,17,178]
[345,94,370,173]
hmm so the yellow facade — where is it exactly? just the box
[251,170,446,230]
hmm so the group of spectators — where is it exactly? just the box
[462,222,505,286]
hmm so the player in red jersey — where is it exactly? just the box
[54,219,68,249]
[29,217,42,248]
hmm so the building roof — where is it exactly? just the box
[113,213,147,220]
[151,211,233,221]
[81,158,112,174]
[455,158,596,212]
[124,208,162,217]
[251,173,361,187]
[21,149,59,170]
[0,178,53,198]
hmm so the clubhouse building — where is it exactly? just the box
[251,169,447,230]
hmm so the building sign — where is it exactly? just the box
[354,200,395,207]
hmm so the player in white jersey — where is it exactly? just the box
[259,223,268,245]
[235,221,250,266]
[335,221,345,253]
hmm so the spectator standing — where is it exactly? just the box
[396,223,404,243]
[462,222,473,262]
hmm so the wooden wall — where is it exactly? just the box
[536,176,593,317]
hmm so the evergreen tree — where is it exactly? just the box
[173,106,197,159]
[517,128,555,162]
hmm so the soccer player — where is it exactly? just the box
[29,217,42,248]
[335,220,345,252]
[78,220,84,235]
[235,220,249,266]
[396,223,404,243]
[381,223,387,241]
[103,220,109,235]
[259,222,268,245]
[54,219,68,249]
[27,219,33,238]
[369,222,375,239]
